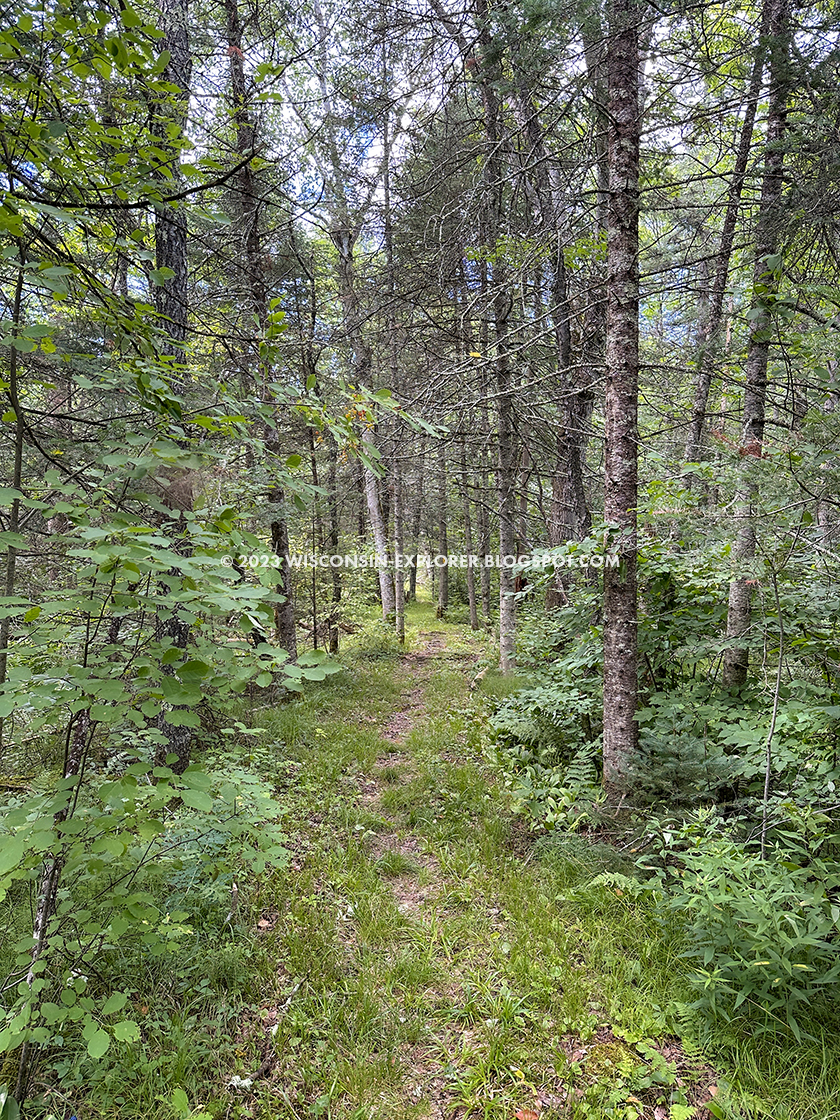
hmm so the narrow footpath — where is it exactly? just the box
[242,610,717,1120]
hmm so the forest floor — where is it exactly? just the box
[76,602,840,1120]
[231,606,727,1120]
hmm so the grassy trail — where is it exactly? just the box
[42,604,839,1119]
[245,605,718,1120]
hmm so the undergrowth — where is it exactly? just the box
[5,603,839,1119]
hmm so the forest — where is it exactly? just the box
[1,0,839,1116]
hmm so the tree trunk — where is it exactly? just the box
[0,263,24,756]
[476,0,517,671]
[685,0,773,470]
[408,436,425,601]
[430,0,515,664]
[331,226,395,618]
[150,0,194,771]
[327,438,341,653]
[602,0,641,798]
[436,441,449,618]
[461,439,480,630]
[271,504,297,660]
[153,0,192,354]
[723,0,790,688]
[15,710,93,1100]
[394,462,406,644]
[478,403,493,628]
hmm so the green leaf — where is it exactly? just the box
[113,1019,140,1042]
[171,1088,189,1116]
[285,454,302,469]
[177,659,210,681]
[0,837,26,879]
[0,1088,20,1120]
[102,992,128,1015]
[166,709,200,728]
[179,788,213,811]
[87,1028,111,1059]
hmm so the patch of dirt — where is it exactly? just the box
[383,699,424,742]
[381,634,445,742]
[374,750,412,770]
[370,832,442,918]
[359,634,452,920]
[389,873,437,918]
[398,1039,470,1120]
[358,774,384,807]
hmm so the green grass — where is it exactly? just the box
[26,600,840,1120]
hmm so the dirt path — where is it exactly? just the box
[380,630,448,743]
[250,615,719,1120]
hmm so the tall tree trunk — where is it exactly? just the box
[224,0,297,658]
[408,436,425,601]
[394,464,406,644]
[476,0,517,671]
[383,89,404,641]
[723,0,790,688]
[602,0,641,797]
[271,503,297,660]
[331,227,395,618]
[510,54,594,598]
[430,0,515,662]
[154,0,192,354]
[461,439,480,630]
[685,0,773,470]
[327,438,341,653]
[152,0,193,771]
[0,262,25,756]
[436,441,449,618]
[478,402,493,629]
[580,6,610,233]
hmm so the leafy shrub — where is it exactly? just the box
[0,760,287,1071]
[488,676,603,826]
[647,811,840,1039]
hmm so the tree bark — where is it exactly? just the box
[327,438,341,653]
[430,0,516,664]
[723,0,790,688]
[408,435,425,601]
[153,0,192,354]
[331,226,395,618]
[394,462,406,643]
[461,439,480,630]
[602,0,641,797]
[271,503,297,660]
[685,0,773,470]
[476,0,517,671]
[436,440,449,618]
[0,261,24,756]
